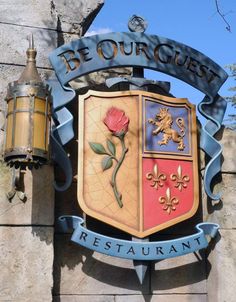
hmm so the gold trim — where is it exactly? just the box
[143,153,192,161]
[138,94,143,232]
[78,90,199,238]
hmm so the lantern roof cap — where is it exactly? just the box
[17,34,42,84]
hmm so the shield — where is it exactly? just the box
[78,90,199,238]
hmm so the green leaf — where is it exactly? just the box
[102,156,113,171]
[89,142,107,155]
[107,139,116,156]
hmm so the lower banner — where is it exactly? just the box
[59,216,219,261]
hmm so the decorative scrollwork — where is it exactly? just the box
[146,164,167,190]
[159,188,179,214]
[170,165,190,191]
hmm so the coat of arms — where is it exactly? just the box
[78,90,199,238]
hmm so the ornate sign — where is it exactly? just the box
[47,16,227,283]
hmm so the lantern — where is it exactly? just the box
[3,35,51,169]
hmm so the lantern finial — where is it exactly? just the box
[29,33,34,49]
[17,34,42,84]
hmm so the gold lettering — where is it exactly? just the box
[187,58,199,73]
[135,42,151,59]
[208,69,220,83]
[154,44,173,63]
[97,39,118,60]
[196,64,209,78]
[119,41,133,55]
[174,51,188,66]
[59,50,80,73]
[78,47,92,62]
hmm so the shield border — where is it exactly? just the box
[78,90,199,238]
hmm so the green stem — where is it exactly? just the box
[110,136,128,208]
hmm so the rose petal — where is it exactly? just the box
[103,107,130,134]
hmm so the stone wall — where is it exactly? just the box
[0,1,104,301]
[0,1,235,301]
[53,127,236,302]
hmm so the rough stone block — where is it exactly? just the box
[0,163,54,225]
[0,25,81,68]
[0,0,104,34]
[201,128,236,174]
[220,128,236,173]
[207,230,236,302]
[53,295,208,302]
[0,0,55,29]
[152,252,206,294]
[54,234,149,295]
[0,24,58,68]
[55,182,83,232]
[52,0,104,34]
[202,173,236,229]
[53,296,114,302]
[200,149,206,171]
[0,226,54,302]
[70,68,132,91]
[116,295,207,302]
[0,64,24,107]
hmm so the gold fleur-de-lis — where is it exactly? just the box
[159,188,179,214]
[170,165,190,191]
[146,164,167,190]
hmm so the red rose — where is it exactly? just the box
[103,107,130,135]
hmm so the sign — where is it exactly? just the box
[47,17,227,279]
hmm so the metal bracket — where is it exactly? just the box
[6,167,27,202]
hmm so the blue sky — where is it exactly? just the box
[87,0,236,122]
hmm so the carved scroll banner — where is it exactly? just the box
[59,215,219,260]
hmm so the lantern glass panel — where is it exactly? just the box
[7,99,14,113]
[14,112,30,147]
[5,113,13,149]
[16,97,30,110]
[33,113,48,150]
[35,98,46,113]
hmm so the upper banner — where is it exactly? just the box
[49,32,227,99]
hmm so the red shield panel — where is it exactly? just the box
[78,90,199,238]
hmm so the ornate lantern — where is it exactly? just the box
[4,35,51,169]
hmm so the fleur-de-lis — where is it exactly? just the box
[159,188,179,214]
[146,164,167,190]
[170,165,190,191]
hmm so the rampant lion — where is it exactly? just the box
[148,107,186,151]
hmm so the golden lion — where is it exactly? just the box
[148,107,186,151]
